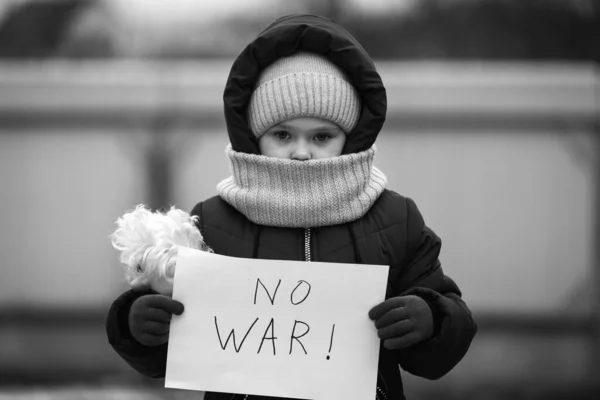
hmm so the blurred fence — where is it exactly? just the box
[0,60,599,398]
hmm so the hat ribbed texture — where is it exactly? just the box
[247,52,361,137]
[217,144,387,228]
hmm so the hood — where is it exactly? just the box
[222,14,387,155]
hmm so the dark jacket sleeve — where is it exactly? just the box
[392,197,477,380]
[105,289,168,378]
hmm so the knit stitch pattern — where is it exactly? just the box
[217,145,387,228]
[247,52,361,137]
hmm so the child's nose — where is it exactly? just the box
[291,143,311,161]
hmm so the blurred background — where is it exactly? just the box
[0,0,598,399]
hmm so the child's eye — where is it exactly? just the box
[314,133,332,142]
[273,130,291,140]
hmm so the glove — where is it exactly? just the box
[128,293,184,346]
[368,295,434,350]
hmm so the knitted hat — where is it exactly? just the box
[247,52,361,138]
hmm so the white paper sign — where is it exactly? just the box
[165,247,389,400]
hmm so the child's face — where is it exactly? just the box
[258,117,346,160]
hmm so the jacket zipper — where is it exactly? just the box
[377,369,390,400]
[376,385,389,400]
[304,228,311,262]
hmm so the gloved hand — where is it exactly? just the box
[128,293,184,346]
[368,295,434,350]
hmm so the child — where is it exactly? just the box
[106,14,477,400]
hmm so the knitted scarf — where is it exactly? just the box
[217,145,387,228]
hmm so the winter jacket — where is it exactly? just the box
[106,190,476,400]
[106,14,477,400]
